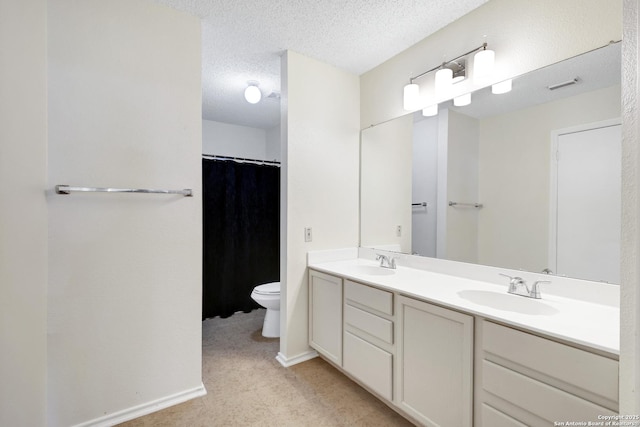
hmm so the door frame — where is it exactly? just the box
[548,118,622,274]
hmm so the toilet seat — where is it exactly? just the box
[253,282,280,295]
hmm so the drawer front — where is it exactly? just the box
[344,280,393,315]
[343,331,393,401]
[482,321,618,405]
[345,304,393,344]
[481,403,527,427]
[483,360,616,423]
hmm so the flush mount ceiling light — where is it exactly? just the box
[244,81,262,104]
[403,42,496,111]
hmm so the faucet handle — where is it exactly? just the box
[531,280,551,299]
[499,273,524,284]
[389,256,398,269]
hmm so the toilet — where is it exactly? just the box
[250,282,280,338]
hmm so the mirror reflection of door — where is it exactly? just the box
[412,117,438,257]
[551,121,621,283]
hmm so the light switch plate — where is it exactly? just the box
[305,227,312,242]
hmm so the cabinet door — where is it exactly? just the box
[397,296,473,427]
[308,270,343,365]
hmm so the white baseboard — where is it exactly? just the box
[73,383,207,427]
[276,350,318,367]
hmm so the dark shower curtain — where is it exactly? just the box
[202,158,280,320]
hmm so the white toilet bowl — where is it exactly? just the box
[250,282,280,338]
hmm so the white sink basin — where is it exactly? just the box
[347,265,396,276]
[457,289,559,316]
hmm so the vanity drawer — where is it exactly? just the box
[482,360,616,423]
[482,321,618,406]
[344,304,393,344]
[481,403,527,427]
[345,280,393,315]
[343,331,393,401]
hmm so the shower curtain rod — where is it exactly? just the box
[203,154,281,166]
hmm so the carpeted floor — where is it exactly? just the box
[117,309,414,426]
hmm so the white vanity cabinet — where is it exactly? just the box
[308,270,343,366]
[343,280,395,401]
[307,265,619,427]
[475,320,619,427]
[396,295,474,427]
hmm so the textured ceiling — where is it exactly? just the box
[154,0,489,129]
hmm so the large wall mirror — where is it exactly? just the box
[361,42,621,284]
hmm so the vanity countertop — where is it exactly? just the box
[308,258,619,356]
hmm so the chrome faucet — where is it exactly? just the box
[499,273,551,299]
[376,254,397,269]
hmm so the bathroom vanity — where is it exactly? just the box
[307,252,619,427]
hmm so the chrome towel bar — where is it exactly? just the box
[55,185,193,197]
[449,201,483,208]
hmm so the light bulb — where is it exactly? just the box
[403,83,421,111]
[244,85,262,104]
[422,104,438,117]
[435,68,453,98]
[454,93,472,107]
[473,48,495,83]
[492,79,512,94]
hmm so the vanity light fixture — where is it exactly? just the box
[435,67,453,98]
[492,79,513,94]
[244,81,262,104]
[422,104,438,117]
[473,44,495,83]
[454,93,472,107]
[403,83,421,111]
[403,42,496,111]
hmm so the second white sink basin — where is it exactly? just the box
[347,265,396,276]
[457,289,559,316]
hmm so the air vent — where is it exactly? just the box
[547,77,579,91]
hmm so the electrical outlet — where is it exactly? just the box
[304,227,312,242]
[396,225,402,237]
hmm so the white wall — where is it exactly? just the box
[477,85,621,272]
[360,0,622,128]
[412,116,439,257]
[444,110,479,263]
[47,2,203,426]
[266,125,282,162]
[361,114,413,252]
[203,119,268,159]
[0,1,48,425]
[280,51,360,363]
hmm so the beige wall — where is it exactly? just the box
[360,0,622,128]
[621,0,640,413]
[47,1,203,425]
[0,1,48,425]
[361,114,413,252]
[477,85,621,272]
[280,51,360,362]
